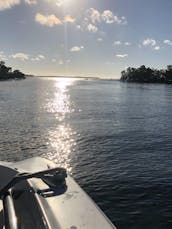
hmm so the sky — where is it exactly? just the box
[1,0,172,78]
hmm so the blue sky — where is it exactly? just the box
[0,0,172,78]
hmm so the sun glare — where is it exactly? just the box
[43,78,77,172]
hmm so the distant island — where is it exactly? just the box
[0,61,25,80]
[120,65,172,84]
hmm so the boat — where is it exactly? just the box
[0,157,116,229]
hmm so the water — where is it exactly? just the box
[1,77,172,228]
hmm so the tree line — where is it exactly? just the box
[120,65,172,83]
[0,61,25,80]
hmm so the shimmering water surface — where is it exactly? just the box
[1,77,172,229]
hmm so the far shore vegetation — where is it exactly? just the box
[120,65,172,84]
[0,61,25,81]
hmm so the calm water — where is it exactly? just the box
[1,77,172,228]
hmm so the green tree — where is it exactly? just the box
[0,61,25,80]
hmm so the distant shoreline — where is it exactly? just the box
[36,75,100,80]
[120,65,172,84]
[34,75,119,81]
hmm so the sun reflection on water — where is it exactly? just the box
[43,78,77,172]
[45,78,75,121]
[45,124,76,172]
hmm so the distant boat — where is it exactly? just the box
[0,157,116,229]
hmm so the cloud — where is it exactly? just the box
[102,10,116,24]
[31,54,46,61]
[64,15,75,23]
[1,57,8,61]
[58,60,64,65]
[142,38,161,51]
[97,38,103,42]
[51,58,70,64]
[76,25,81,30]
[77,22,98,33]
[35,13,62,27]
[114,41,122,45]
[87,23,98,33]
[102,10,127,24]
[164,40,172,45]
[55,0,64,7]
[11,53,29,61]
[25,0,37,4]
[0,52,8,61]
[143,38,156,46]
[0,0,37,10]
[86,8,101,24]
[125,42,131,46]
[31,57,40,61]
[10,52,46,62]
[70,46,84,52]
[116,54,128,58]
[79,8,127,33]
[0,0,20,10]
[154,46,160,50]
[38,54,45,59]
[114,41,131,46]
[85,8,127,26]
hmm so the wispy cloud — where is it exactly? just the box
[11,53,29,61]
[25,0,37,5]
[154,46,160,50]
[76,25,81,30]
[163,39,172,45]
[79,8,127,33]
[11,53,46,62]
[142,38,161,51]
[116,54,128,58]
[86,8,127,25]
[64,15,76,23]
[0,52,8,61]
[35,13,62,27]
[86,8,101,24]
[55,0,64,7]
[114,41,122,45]
[125,42,131,46]
[70,46,84,52]
[31,57,40,61]
[87,23,98,33]
[102,11,126,24]
[0,0,20,10]
[114,41,131,46]
[143,38,156,46]
[0,0,37,10]
[58,60,64,65]
[38,54,45,59]
[97,38,103,42]
[51,58,70,64]
[102,10,115,24]
[31,54,46,61]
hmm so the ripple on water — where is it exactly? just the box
[1,79,172,228]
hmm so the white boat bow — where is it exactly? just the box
[0,157,116,229]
